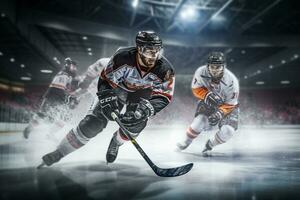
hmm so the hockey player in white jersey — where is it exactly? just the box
[72,58,110,97]
[23,58,79,139]
[177,52,239,153]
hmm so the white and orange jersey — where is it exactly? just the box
[191,65,239,115]
[49,71,73,91]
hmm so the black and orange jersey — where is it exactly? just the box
[99,47,175,114]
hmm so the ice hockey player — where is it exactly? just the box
[23,58,79,139]
[40,30,175,166]
[176,52,239,153]
[72,57,110,97]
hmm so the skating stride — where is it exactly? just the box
[23,58,79,139]
[39,31,193,177]
[177,52,239,153]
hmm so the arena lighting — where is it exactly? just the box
[20,64,25,68]
[256,81,265,85]
[40,69,53,74]
[280,80,290,84]
[257,70,261,74]
[212,15,226,22]
[294,54,299,59]
[88,52,93,56]
[179,6,198,21]
[82,36,88,40]
[20,77,31,81]
[0,51,3,56]
[53,57,57,60]
[132,0,139,8]
[87,48,92,51]
[241,50,246,54]
[1,13,5,18]
[269,65,273,69]
[281,60,286,64]
[244,75,248,79]
[10,58,15,62]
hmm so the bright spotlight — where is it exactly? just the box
[132,0,139,8]
[179,6,198,22]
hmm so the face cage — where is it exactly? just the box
[208,64,225,81]
[138,45,162,60]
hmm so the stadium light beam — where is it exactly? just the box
[212,15,226,22]
[132,0,139,8]
[179,6,198,22]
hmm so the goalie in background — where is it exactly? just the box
[177,52,239,153]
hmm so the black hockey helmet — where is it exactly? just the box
[64,57,78,77]
[136,31,163,68]
[207,52,226,83]
[136,31,162,47]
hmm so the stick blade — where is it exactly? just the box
[153,163,193,177]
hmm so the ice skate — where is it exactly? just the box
[106,135,121,163]
[176,139,192,151]
[41,150,64,166]
[23,125,33,139]
[202,139,213,153]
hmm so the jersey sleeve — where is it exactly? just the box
[100,56,126,88]
[191,67,209,100]
[219,74,239,115]
[79,58,109,89]
[150,69,175,114]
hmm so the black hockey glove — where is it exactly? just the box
[204,92,223,107]
[120,98,155,127]
[208,110,224,126]
[66,95,79,109]
[97,90,119,121]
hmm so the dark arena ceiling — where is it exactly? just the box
[0,0,300,88]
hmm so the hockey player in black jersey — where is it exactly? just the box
[23,58,79,139]
[41,31,175,166]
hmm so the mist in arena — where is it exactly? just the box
[1,0,300,200]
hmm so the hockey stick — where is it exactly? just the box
[111,112,193,177]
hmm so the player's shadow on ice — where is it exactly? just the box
[37,160,171,200]
[0,161,172,200]
[66,160,172,200]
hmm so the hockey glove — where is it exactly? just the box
[66,95,80,109]
[204,92,223,107]
[97,90,119,121]
[208,110,224,126]
[120,98,154,127]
